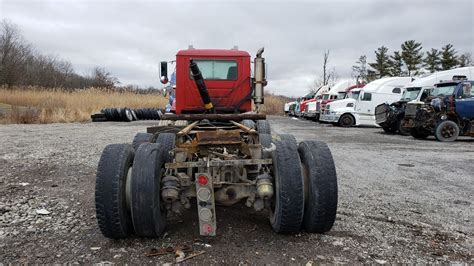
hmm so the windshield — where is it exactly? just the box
[349,91,360,100]
[401,87,421,100]
[322,94,330,100]
[337,92,346,99]
[190,60,238,80]
[431,83,457,97]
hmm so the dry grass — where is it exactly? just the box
[260,93,290,116]
[0,86,289,124]
[0,86,168,124]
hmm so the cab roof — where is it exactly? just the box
[177,49,250,57]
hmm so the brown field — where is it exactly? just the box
[0,87,288,124]
[0,86,169,124]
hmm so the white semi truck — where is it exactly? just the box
[320,77,413,127]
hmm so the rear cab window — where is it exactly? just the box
[190,60,238,80]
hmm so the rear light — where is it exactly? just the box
[197,175,208,186]
[201,223,214,235]
[195,173,216,236]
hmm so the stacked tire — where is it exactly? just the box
[100,108,163,122]
[101,108,136,122]
[133,108,163,120]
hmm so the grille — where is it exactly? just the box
[316,102,321,111]
[405,104,418,117]
[375,104,388,123]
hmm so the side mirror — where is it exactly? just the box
[160,61,168,84]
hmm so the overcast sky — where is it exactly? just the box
[1,0,473,96]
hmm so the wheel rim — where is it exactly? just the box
[125,167,132,213]
[341,116,352,126]
[441,124,455,138]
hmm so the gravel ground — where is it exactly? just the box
[0,116,472,264]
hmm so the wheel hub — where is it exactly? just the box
[441,125,455,138]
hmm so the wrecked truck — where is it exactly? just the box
[375,87,432,135]
[376,67,474,135]
[403,80,474,141]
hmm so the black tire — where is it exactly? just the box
[338,114,354,127]
[155,133,176,162]
[130,143,167,237]
[241,119,255,129]
[132,133,153,151]
[113,108,121,121]
[276,134,297,146]
[259,133,272,148]
[298,141,338,233]
[434,120,459,142]
[135,109,143,120]
[256,120,271,134]
[131,110,138,121]
[106,108,114,121]
[410,128,430,139]
[382,125,397,134]
[397,120,410,136]
[121,108,133,122]
[95,144,134,239]
[269,136,305,233]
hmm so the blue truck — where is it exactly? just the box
[402,80,474,141]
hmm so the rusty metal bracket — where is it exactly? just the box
[230,120,257,133]
[177,121,199,136]
[162,113,266,121]
[196,130,241,145]
[165,159,272,169]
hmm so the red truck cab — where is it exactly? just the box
[298,91,317,116]
[172,49,252,114]
[320,84,365,111]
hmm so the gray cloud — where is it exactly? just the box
[1,0,473,96]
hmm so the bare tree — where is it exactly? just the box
[310,50,338,92]
[0,19,31,87]
[322,50,331,85]
[90,66,120,88]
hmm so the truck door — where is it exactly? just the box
[455,82,474,119]
[356,92,372,114]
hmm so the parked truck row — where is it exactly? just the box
[285,67,474,142]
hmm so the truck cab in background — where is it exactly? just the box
[284,101,296,115]
[306,80,363,121]
[303,85,329,120]
[321,77,412,127]
[375,67,474,135]
[296,91,317,117]
[403,80,474,141]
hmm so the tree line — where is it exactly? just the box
[352,40,473,83]
[0,20,121,89]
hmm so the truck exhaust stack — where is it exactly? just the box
[253,47,266,112]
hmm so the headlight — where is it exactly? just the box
[346,103,354,107]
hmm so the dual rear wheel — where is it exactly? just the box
[96,131,338,238]
[95,133,175,239]
[263,134,338,233]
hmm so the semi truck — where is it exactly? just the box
[403,79,474,141]
[94,47,338,238]
[301,85,329,120]
[321,77,412,127]
[306,81,365,121]
[375,67,474,135]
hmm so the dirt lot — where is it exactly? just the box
[0,116,472,264]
